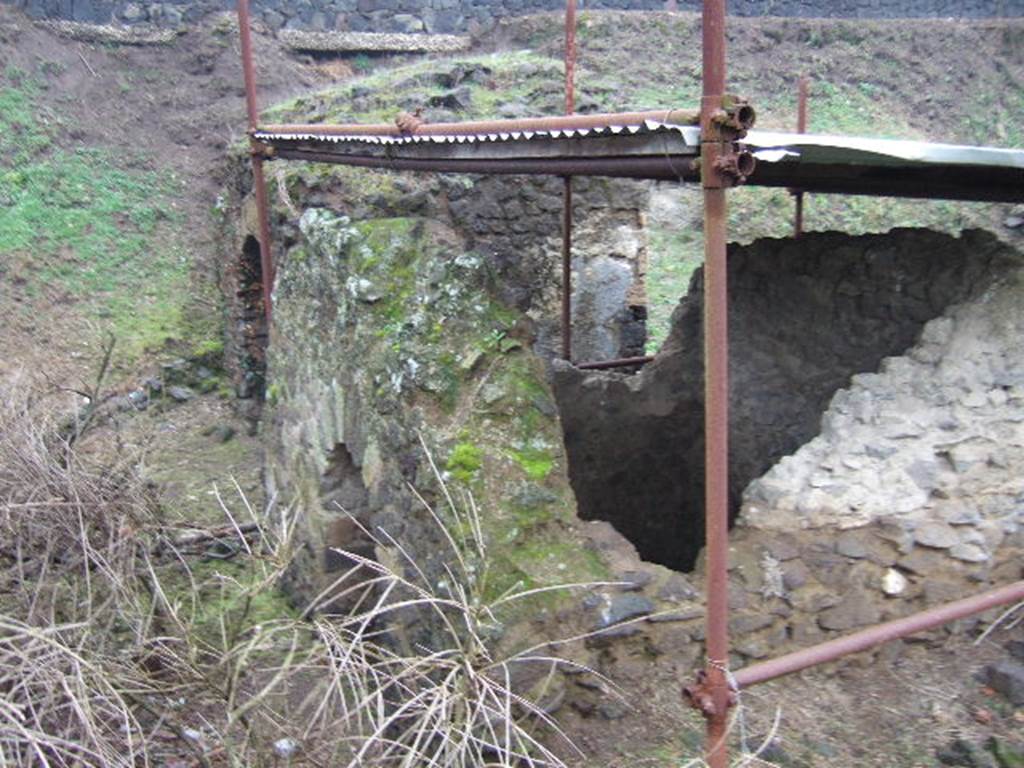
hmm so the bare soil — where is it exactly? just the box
[558,629,1024,767]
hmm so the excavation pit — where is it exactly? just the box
[553,228,1018,571]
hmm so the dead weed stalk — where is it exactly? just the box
[0,376,594,767]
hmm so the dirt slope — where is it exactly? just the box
[0,8,311,385]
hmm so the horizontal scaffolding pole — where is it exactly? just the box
[734,579,1024,690]
[266,148,1024,202]
[260,108,701,138]
[270,148,702,181]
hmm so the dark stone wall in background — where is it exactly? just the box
[4,0,1021,33]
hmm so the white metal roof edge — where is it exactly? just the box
[253,122,703,148]
[744,130,1024,169]
[251,124,1024,173]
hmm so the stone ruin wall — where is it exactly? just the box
[4,0,1019,34]
[728,252,1024,651]
[725,233,1023,658]
[553,229,1022,567]
[552,226,1024,667]
[220,168,652,618]
[446,174,650,364]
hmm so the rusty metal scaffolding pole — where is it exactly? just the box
[260,109,701,137]
[700,0,731,766]
[268,150,704,179]
[562,179,573,360]
[735,579,1024,689]
[793,75,808,237]
[236,0,275,326]
[561,0,577,361]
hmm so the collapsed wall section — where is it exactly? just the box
[724,255,1024,658]
[554,229,1021,572]
[741,257,1024,556]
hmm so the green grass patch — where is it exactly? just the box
[645,222,702,352]
[0,67,189,360]
[263,50,561,126]
[0,67,56,162]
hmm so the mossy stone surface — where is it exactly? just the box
[264,206,605,623]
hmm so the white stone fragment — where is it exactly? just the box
[882,568,907,596]
[949,542,989,563]
[960,390,988,408]
[274,738,299,758]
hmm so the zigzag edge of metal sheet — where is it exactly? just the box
[252,120,702,147]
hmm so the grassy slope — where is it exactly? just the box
[0,63,190,363]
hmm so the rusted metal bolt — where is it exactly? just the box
[734,103,756,130]
[710,108,731,128]
[713,149,756,184]
[712,97,757,134]
[683,669,739,718]
[683,682,719,716]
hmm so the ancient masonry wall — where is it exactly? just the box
[220,157,651,609]
[4,0,1020,33]
[553,227,1022,667]
[724,254,1024,658]
[740,255,1024,563]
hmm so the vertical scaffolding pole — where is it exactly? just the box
[700,0,731,766]
[793,75,808,238]
[561,0,577,361]
[564,0,576,120]
[237,0,275,325]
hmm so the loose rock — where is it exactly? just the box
[595,594,655,629]
[818,592,880,631]
[984,660,1024,706]
[914,522,959,549]
[881,567,907,596]
[167,385,195,402]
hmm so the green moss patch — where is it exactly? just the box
[508,446,554,481]
[446,441,483,482]
[153,557,301,649]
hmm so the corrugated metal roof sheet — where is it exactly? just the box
[253,117,1024,202]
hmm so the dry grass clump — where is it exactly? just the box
[0,618,146,767]
[302,454,594,767]
[0,376,589,767]
[0,376,152,765]
[0,373,313,766]
[37,20,177,45]
[0,376,148,614]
